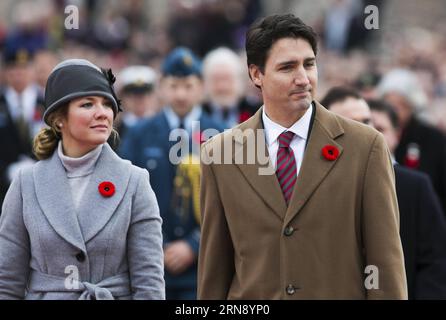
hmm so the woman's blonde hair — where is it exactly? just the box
[33,103,120,160]
[33,105,68,160]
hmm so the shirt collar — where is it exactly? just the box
[391,154,397,165]
[5,85,37,101]
[163,105,202,131]
[262,103,314,147]
[210,101,237,112]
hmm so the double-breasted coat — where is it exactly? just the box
[198,103,407,299]
[0,143,165,299]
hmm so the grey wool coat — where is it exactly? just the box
[0,143,165,300]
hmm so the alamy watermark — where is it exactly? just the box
[64,265,80,290]
[65,5,79,30]
[168,123,276,176]
[364,265,379,290]
[364,5,379,30]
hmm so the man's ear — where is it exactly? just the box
[248,64,263,88]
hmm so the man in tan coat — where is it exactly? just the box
[197,14,407,299]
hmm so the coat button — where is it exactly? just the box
[284,226,295,236]
[286,284,296,295]
[75,252,85,262]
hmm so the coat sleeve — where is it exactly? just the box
[362,133,408,299]
[0,170,30,299]
[127,168,165,300]
[197,142,235,299]
[414,174,446,299]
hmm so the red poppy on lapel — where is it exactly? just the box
[404,143,420,169]
[33,106,43,122]
[322,145,339,161]
[239,111,251,123]
[193,131,206,145]
[404,157,420,169]
[98,181,115,197]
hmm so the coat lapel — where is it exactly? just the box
[284,103,345,226]
[33,151,86,252]
[76,143,131,243]
[234,107,288,220]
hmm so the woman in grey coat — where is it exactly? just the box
[0,59,165,300]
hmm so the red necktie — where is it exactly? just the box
[276,131,297,205]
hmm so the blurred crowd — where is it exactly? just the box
[1,0,446,299]
[1,0,445,127]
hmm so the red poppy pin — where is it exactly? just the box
[405,157,420,169]
[98,181,115,197]
[322,145,339,161]
[193,131,206,145]
[33,108,43,122]
[239,111,251,123]
[404,143,420,169]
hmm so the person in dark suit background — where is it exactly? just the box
[119,47,224,299]
[377,69,446,213]
[368,99,446,299]
[0,45,45,211]
[201,47,260,128]
[323,86,446,299]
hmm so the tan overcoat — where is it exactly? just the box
[198,103,407,299]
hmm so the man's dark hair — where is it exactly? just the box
[246,14,318,73]
[321,86,362,109]
[367,99,400,129]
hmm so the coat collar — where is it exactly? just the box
[283,102,344,225]
[33,143,132,251]
[233,102,344,221]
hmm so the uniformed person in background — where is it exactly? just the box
[115,65,160,140]
[0,44,45,211]
[119,47,224,299]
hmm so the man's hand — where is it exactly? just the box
[164,240,196,275]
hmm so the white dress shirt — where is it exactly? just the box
[164,105,202,133]
[5,85,45,138]
[4,85,39,122]
[262,104,313,176]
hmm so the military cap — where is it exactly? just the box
[118,66,158,94]
[161,47,202,77]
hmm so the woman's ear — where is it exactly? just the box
[53,116,65,133]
